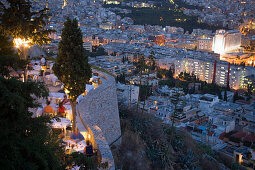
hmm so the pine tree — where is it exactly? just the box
[167,68,173,79]
[148,51,156,71]
[0,77,64,169]
[224,90,228,101]
[0,0,52,45]
[233,91,238,103]
[218,90,222,100]
[53,18,92,133]
[0,32,20,77]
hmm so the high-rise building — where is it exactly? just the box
[175,55,255,89]
[212,30,241,54]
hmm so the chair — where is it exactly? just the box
[45,72,51,76]
[39,70,44,76]
[57,112,66,118]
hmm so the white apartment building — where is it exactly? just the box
[175,56,255,89]
[212,29,241,54]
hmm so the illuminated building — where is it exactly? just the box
[197,39,213,52]
[243,75,255,92]
[149,35,165,46]
[175,56,255,89]
[62,0,67,8]
[212,30,242,54]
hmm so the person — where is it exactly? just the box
[43,100,54,114]
[58,102,66,113]
[62,94,70,104]
[58,102,66,117]
[85,140,93,156]
[40,55,46,66]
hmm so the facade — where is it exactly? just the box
[197,39,213,51]
[117,83,139,104]
[212,30,242,54]
[175,56,255,89]
[212,29,242,54]
[83,42,92,52]
[199,94,219,111]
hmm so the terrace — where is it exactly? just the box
[29,59,116,169]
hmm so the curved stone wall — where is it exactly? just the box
[77,69,121,170]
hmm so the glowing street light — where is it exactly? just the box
[13,38,32,81]
[13,38,31,48]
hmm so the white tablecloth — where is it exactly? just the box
[48,92,65,104]
[32,65,41,71]
[50,117,71,129]
[65,140,87,153]
[49,92,65,99]
[27,70,39,76]
[45,74,59,86]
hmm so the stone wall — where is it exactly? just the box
[77,69,121,169]
[78,70,121,145]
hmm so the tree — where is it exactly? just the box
[0,32,19,77]
[0,77,64,169]
[96,46,106,56]
[233,91,238,103]
[218,90,222,100]
[66,152,98,170]
[1,0,53,81]
[167,68,174,79]
[53,18,92,133]
[224,90,228,101]
[136,55,146,74]
[169,89,183,144]
[178,72,184,79]
[0,0,52,46]
[136,55,146,112]
[148,51,156,71]
[246,84,253,100]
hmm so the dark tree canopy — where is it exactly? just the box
[0,32,20,77]
[53,18,91,101]
[0,77,64,169]
[136,55,146,74]
[0,0,52,45]
[53,18,91,133]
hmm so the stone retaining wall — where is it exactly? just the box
[77,69,121,170]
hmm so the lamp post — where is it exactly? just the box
[13,38,31,81]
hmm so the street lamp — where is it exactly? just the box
[13,38,31,60]
[13,38,32,81]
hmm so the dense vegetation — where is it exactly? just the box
[104,0,224,33]
[112,105,231,169]
[53,18,92,133]
[0,77,65,169]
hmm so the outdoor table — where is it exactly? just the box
[64,105,72,120]
[65,140,87,153]
[32,65,41,71]
[27,70,39,76]
[48,92,65,104]
[50,117,71,135]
